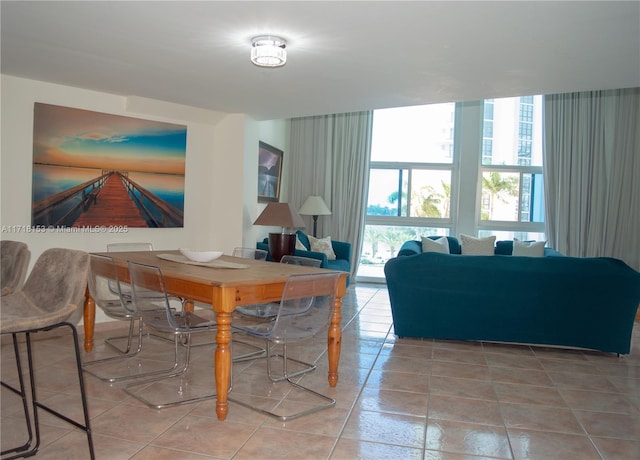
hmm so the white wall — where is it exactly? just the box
[0,75,290,322]
[252,119,292,243]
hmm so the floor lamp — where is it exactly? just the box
[299,196,332,238]
[254,203,306,262]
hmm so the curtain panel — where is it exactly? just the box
[544,87,640,271]
[288,112,373,276]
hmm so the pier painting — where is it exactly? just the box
[32,103,186,228]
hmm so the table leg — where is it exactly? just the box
[215,310,232,420]
[327,295,343,387]
[83,287,96,352]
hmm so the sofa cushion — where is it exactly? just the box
[495,240,513,255]
[513,239,546,257]
[327,259,350,273]
[421,236,450,254]
[308,235,337,260]
[460,234,496,255]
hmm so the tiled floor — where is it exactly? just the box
[2,283,639,459]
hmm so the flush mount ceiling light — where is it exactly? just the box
[250,35,287,67]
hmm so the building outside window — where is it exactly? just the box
[357,95,544,282]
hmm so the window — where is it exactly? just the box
[360,104,455,280]
[357,95,544,282]
[478,96,544,237]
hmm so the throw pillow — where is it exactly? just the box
[295,236,307,250]
[460,234,496,255]
[308,235,337,260]
[512,239,546,257]
[295,230,310,250]
[421,236,450,254]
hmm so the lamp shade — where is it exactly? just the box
[298,196,332,216]
[253,202,306,230]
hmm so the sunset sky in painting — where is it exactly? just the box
[32,103,186,175]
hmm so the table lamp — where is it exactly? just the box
[298,195,331,237]
[254,202,306,262]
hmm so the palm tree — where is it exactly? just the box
[482,172,518,220]
[412,185,443,218]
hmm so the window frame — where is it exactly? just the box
[357,97,545,283]
[366,160,456,230]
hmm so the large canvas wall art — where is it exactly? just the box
[31,103,187,228]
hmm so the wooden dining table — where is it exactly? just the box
[83,250,348,420]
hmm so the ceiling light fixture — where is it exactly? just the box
[250,35,287,68]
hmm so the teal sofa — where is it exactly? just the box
[257,230,352,284]
[385,238,640,354]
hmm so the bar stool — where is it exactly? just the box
[0,248,94,459]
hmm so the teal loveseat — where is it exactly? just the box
[257,230,352,284]
[385,238,640,354]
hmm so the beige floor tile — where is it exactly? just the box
[151,414,257,458]
[90,403,190,444]
[425,419,512,458]
[433,340,484,352]
[431,361,491,381]
[341,408,426,448]
[429,375,497,401]
[493,382,566,407]
[558,387,639,414]
[500,403,584,434]
[354,387,428,416]
[481,342,536,356]
[261,406,350,437]
[607,375,640,396]
[379,341,434,359]
[538,358,610,375]
[591,436,640,460]
[23,431,96,460]
[372,354,432,374]
[428,394,503,426]
[364,369,430,393]
[507,429,601,460]
[490,367,553,387]
[130,444,217,459]
[432,348,487,366]
[573,410,640,440]
[483,352,544,370]
[233,426,336,459]
[546,370,620,392]
[331,438,423,459]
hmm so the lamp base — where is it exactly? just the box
[268,232,296,262]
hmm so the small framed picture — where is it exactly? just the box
[257,141,283,203]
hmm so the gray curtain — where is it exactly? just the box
[544,87,640,271]
[288,111,373,276]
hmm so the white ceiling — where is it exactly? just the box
[2,1,639,120]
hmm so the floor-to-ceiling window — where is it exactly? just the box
[357,95,544,282]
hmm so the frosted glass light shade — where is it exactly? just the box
[251,36,287,67]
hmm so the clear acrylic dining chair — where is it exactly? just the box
[229,271,341,421]
[234,253,321,319]
[233,254,323,374]
[122,261,219,409]
[82,254,184,383]
[232,247,268,260]
[103,242,154,353]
